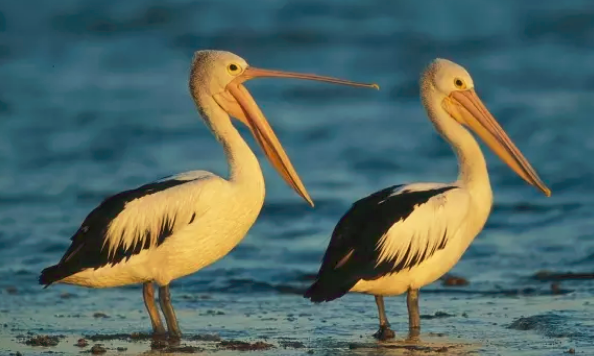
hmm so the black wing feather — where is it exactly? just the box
[39,178,196,286]
[304,185,455,302]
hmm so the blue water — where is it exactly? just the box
[1,1,594,355]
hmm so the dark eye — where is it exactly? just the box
[228,64,239,72]
[454,78,464,88]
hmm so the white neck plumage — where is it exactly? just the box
[422,88,493,202]
[193,94,265,192]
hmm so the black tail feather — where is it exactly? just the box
[39,264,70,287]
[303,278,354,302]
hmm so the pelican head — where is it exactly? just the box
[423,58,550,197]
[190,50,379,206]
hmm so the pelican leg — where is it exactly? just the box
[143,283,166,337]
[158,285,182,339]
[372,295,395,341]
[407,288,421,340]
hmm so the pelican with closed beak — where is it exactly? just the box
[305,58,549,340]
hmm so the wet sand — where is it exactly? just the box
[1,276,590,356]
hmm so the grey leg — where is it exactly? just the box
[407,288,420,340]
[372,296,395,341]
[158,285,182,339]
[143,283,166,337]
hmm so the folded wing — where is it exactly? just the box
[305,183,469,302]
[40,171,218,286]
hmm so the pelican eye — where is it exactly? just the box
[227,63,241,75]
[454,78,465,89]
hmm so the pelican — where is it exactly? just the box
[39,50,377,339]
[304,59,550,340]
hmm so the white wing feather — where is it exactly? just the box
[375,184,470,268]
[104,171,225,257]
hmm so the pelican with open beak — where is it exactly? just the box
[211,64,377,205]
[39,50,378,339]
[304,58,549,341]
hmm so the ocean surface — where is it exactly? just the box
[1,0,594,355]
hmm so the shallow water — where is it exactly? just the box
[1,0,594,355]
